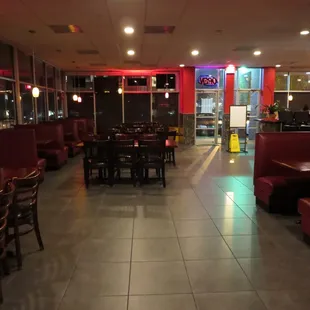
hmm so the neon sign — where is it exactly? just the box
[197,75,218,87]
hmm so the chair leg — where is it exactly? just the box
[33,209,44,251]
[162,166,166,188]
[83,159,90,188]
[172,149,176,166]
[98,168,103,179]
[13,222,22,269]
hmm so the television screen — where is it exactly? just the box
[156,74,176,89]
[127,78,147,86]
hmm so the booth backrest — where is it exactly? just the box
[0,129,38,168]
[254,132,310,181]
[15,124,65,149]
[59,119,80,141]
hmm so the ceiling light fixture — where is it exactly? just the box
[72,94,78,101]
[124,26,134,34]
[300,30,310,35]
[118,87,123,94]
[77,96,82,103]
[32,87,39,98]
[191,50,199,56]
[165,92,169,99]
[288,94,293,101]
[179,64,185,67]
[284,74,288,77]
[253,50,262,56]
[275,64,281,68]
[298,79,302,82]
[127,49,135,56]
[225,64,236,74]
[306,72,310,74]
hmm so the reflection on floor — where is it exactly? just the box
[2,145,310,310]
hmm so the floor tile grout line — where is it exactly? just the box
[191,179,270,308]
[127,218,135,309]
[167,203,199,310]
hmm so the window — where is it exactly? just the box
[290,73,310,91]
[20,83,34,124]
[18,50,33,83]
[0,79,15,128]
[195,68,224,90]
[46,65,55,88]
[152,93,178,126]
[0,41,13,79]
[48,90,56,120]
[236,68,262,89]
[124,76,150,92]
[67,75,94,91]
[124,94,151,122]
[275,72,288,91]
[288,93,310,111]
[57,92,64,119]
[37,88,46,122]
[34,58,45,86]
[68,93,94,119]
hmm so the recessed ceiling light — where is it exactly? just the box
[300,30,310,35]
[127,49,135,56]
[253,50,262,56]
[298,79,302,82]
[275,64,281,68]
[191,50,199,56]
[124,26,134,34]
[306,72,310,74]
[308,80,310,83]
[284,74,288,77]
[179,64,185,67]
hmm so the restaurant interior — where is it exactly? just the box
[2,0,310,309]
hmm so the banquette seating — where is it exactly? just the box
[0,129,46,182]
[254,132,310,213]
[15,124,68,169]
[298,198,310,244]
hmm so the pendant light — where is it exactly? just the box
[72,75,78,101]
[32,51,40,98]
[164,74,169,99]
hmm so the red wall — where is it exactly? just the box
[224,73,235,114]
[262,67,276,106]
[180,67,195,114]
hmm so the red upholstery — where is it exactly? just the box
[254,132,310,213]
[0,129,45,181]
[58,119,82,157]
[298,198,310,243]
[15,124,68,169]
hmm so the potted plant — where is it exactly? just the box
[262,101,280,119]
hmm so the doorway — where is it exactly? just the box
[195,90,223,145]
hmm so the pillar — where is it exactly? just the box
[180,67,195,145]
[261,67,276,106]
[222,71,235,146]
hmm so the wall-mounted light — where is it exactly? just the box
[118,87,123,94]
[165,92,169,99]
[32,87,40,98]
[77,96,82,103]
[73,94,78,101]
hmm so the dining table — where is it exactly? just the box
[272,159,310,172]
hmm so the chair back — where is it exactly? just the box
[12,171,40,212]
[138,140,165,162]
[294,111,309,124]
[115,133,135,140]
[141,134,158,140]
[0,183,14,254]
[112,140,136,165]
[83,140,111,162]
[157,131,176,141]
[278,111,294,124]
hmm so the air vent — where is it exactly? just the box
[49,25,83,34]
[144,26,175,34]
[89,63,106,66]
[232,46,256,52]
[77,50,99,55]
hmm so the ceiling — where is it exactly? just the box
[1,0,310,71]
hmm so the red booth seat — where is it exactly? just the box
[0,129,46,181]
[57,119,81,157]
[254,132,310,213]
[298,198,310,244]
[15,124,68,169]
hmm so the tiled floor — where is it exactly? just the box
[2,145,310,310]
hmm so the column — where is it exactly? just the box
[180,67,195,145]
[261,67,276,106]
[13,47,22,124]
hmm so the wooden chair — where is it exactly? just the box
[111,140,137,186]
[138,140,166,187]
[7,171,43,269]
[0,183,14,304]
[157,131,176,166]
[83,140,112,188]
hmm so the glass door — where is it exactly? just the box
[236,90,260,140]
[195,91,222,145]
